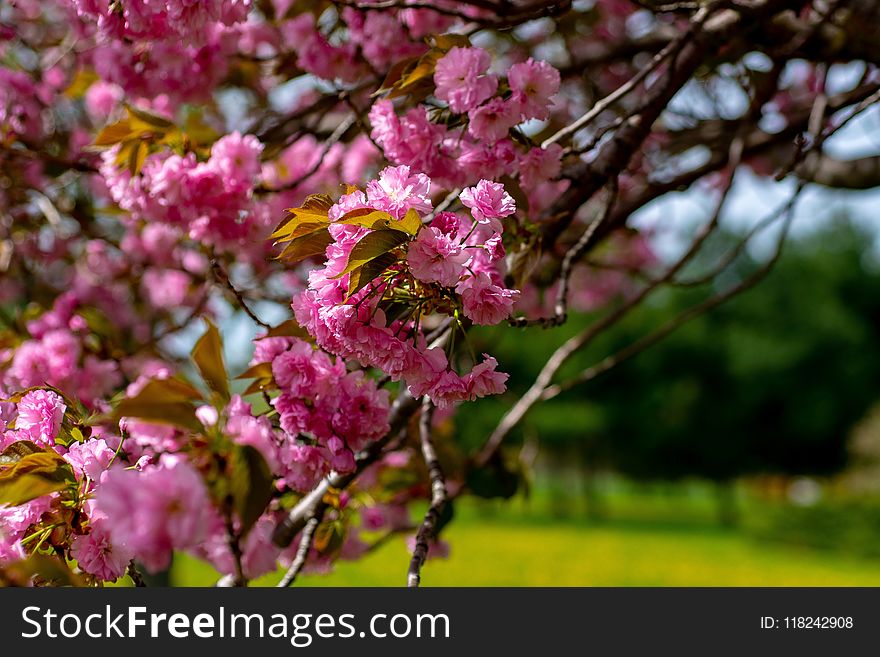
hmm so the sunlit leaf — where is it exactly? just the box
[337,207,422,236]
[332,229,409,280]
[346,251,398,299]
[93,119,134,147]
[430,33,472,52]
[126,103,176,130]
[277,228,333,264]
[387,50,442,101]
[313,519,346,556]
[272,194,334,241]
[261,318,312,340]
[229,445,275,538]
[112,378,203,433]
[235,362,274,381]
[191,319,229,402]
[0,440,44,466]
[0,447,75,507]
[508,233,542,289]
[236,362,276,396]
[64,68,98,99]
[3,554,85,587]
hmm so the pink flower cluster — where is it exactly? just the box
[71,0,251,44]
[0,389,66,451]
[370,50,564,211]
[3,328,121,409]
[100,131,264,249]
[434,48,560,133]
[0,67,48,141]
[91,38,229,105]
[291,167,515,407]
[0,387,127,579]
[251,337,391,484]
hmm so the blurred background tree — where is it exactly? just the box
[457,215,880,523]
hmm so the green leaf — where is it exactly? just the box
[332,229,409,280]
[277,228,333,264]
[313,519,346,557]
[0,447,75,507]
[112,378,203,433]
[93,119,133,147]
[229,445,275,538]
[235,362,275,396]
[272,194,333,241]
[0,440,45,466]
[126,103,176,130]
[346,251,398,299]
[3,554,85,587]
[191,319,229,402]
[262,318,312,340]
[337,207,422,236]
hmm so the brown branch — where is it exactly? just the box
[407,397,447,588]
[126,561,147,587]
[277,508,325,587]
[257,114,356,194]
[543,182,803,400]
[510,180,618,328]
[477,144,741,467]
[272,389,420,547]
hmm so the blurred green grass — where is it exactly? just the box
[165,488,880,586]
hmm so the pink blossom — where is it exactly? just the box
[508,57,561,121]
[141,268,190,309]
[84,81,123,122]
[464,355,509,400]
[96,458,213,572]
[70,518,132,581]
[64,439,116,481]
[208,131,264,186]
[434,47,498,113]
[457,272,519,325]
[329,190,369,221]
[468,97,521,143]
[365,165,432,218]
[279,443,328,492]
[406,227,469,287]
[430,371,469,408]
[15,389,65,446]
[226,396,282,473]
[519,144,563,189]
[460,180,517,228]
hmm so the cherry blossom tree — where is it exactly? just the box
[1,0,878,586]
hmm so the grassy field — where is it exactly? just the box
[166,491,880,586]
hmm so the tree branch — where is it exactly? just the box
[407,397,447,588]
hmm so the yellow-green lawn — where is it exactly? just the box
[166,511,880,587]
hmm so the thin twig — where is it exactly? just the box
[477,140,742,467]
[541,4,712,149]
[257,115,356,194]
[126,562,147,587]
[544,182,803,399]
[210,258,271,330]
[509,179,618,328]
